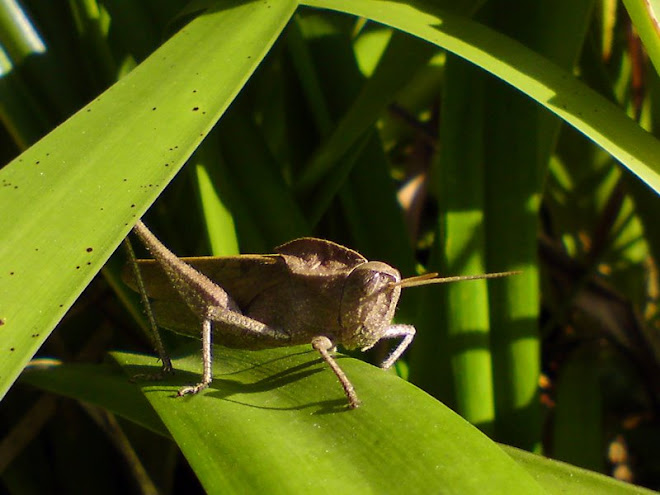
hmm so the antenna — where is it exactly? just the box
[395,270,521,289]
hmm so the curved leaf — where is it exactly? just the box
[300,0,660,193]
[505,446,657,495]
[27,344,545,494]
[0,0,297,400]
[22,346,652,494]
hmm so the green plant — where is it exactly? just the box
[1,0,659,492]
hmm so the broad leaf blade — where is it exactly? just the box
[0,0,297,401]
[22,349,652,494]
[111,345,547,494]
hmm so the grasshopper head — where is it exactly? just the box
[339,261,401,350]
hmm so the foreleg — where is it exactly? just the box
[311,336,360,409]
[378,324,416,370]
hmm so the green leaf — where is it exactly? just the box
[21,363,166,437]
[22,345,652,493]
[623,0,660,77]
[0,0,297,401]
[301,0,660,194]
[505,446,658,495]
[106,345,550,493]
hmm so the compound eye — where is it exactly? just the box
[339,262,401,349]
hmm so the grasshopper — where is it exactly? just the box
[126,220,516,408]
